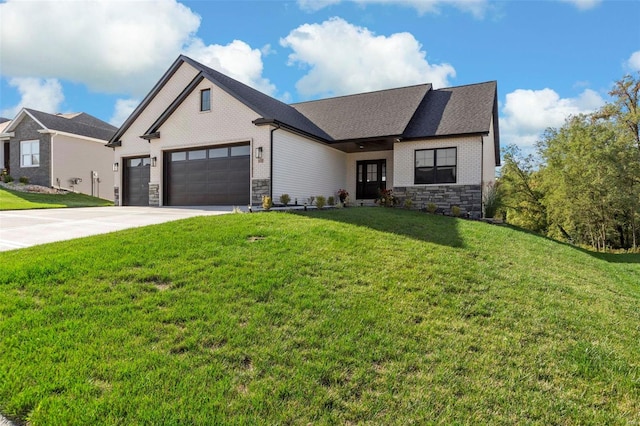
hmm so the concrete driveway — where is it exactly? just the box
[0,206,238,251]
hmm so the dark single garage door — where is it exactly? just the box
[123,156,150,206]
[165,144,250,206]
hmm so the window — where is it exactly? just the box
[230,145,250,157]
[20,140,39,167]
[171,152,187,162]
[415,147,457,184]
[200,88,211,111]
[188,150,207,160]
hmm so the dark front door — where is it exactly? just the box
[123,157,150,206]
[356,160,386,199]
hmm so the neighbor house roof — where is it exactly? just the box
[109,55,499,161]
[4,108,116,141]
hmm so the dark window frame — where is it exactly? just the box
[200,88,211,112]
[414,147,457,185]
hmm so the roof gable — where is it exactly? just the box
[291,84,431,141]
[403,81,497,138]
[4,108,116,141]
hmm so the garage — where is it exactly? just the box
[123,156,150,206]
[164,143,250,206]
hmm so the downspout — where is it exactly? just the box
[269,124,280,200]
[50,132,56,189]
[480,135,484,217]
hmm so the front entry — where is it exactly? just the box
[123,156,151,206]
[356,160,386,199]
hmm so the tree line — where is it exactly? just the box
[498,73,640,251]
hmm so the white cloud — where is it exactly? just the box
[280,17,455,98]
[109,98,141,127]
[628,51,640,71]
[558,0,602,11]
[0,0,276,99]
[500,87,606,149]
[297,0,490,18]
[1,78,65,118]
[0,0,200,95]
[185,39,277,96]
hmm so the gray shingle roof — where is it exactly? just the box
[25,108,117,141]
[0,117,10,124]
[291,84,431,141]
[403,81,497,138]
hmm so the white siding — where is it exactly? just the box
[393,136,482,187]
[272,130,347,204]
[51,134,114,200]
[346,150,394,203]
[482,116,497,186]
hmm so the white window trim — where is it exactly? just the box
[20,139,40,168]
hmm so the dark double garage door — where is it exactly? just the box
[123,144,250,206]
[164,144,250,206]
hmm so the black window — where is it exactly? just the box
[415,147,457,184]
[200,88,211,111]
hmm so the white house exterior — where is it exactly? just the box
[108,55,500,215]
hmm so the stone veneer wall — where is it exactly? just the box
[114,187,120,206]
[252,179,270,205]
[9,116,51,187]
[149,184,160,206]
[393,185,482,217]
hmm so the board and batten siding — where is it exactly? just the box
[393,136,483,187]
[272,130,347,204]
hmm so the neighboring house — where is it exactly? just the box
[108,55,499,214]
[0,109,117,200]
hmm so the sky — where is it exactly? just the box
[0,0,639,152]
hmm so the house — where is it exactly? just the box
[0,109,117,200]
[108,55,499,214]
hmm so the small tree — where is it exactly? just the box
[262,195,273,211]
[315,196,326,209]
[279,194,291,206]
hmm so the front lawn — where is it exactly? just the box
[0,209,638,424]
[0,187,112,210]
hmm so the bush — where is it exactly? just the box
[308,196,315,206]
[327,196,335,206]
[451,205,461,217]
[4,175,14,183]
[279,194,291,206]
[376,188,398,207]
[403,198,413,209]
[483,181,502,218]
[262,195,273,211]
[19,176,29,184]
[315,196,326,209]
[427,203,437,214]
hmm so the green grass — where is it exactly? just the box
[0,187,112,210]
[0,208,638,424]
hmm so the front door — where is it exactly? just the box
[356,160,386,199]
[123,156,151,206]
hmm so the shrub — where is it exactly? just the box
[308,196,315,206]
[262,195,273,211]
[403,198,413,209]
[337,189,349,204]
[427,203,437,214]
[451,205,461,217]
[315,196,326,209]
[483,181,502,218]
[279,193,291,206]
[4,175,14,183]
[19,176,29,184]
[327,196,335,206]
[376,188,398,207]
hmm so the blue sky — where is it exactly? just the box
[1,0,638,150]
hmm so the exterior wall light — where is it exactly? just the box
[113,162,119,172]
[255,146,263,159]
[151,157,157,167]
